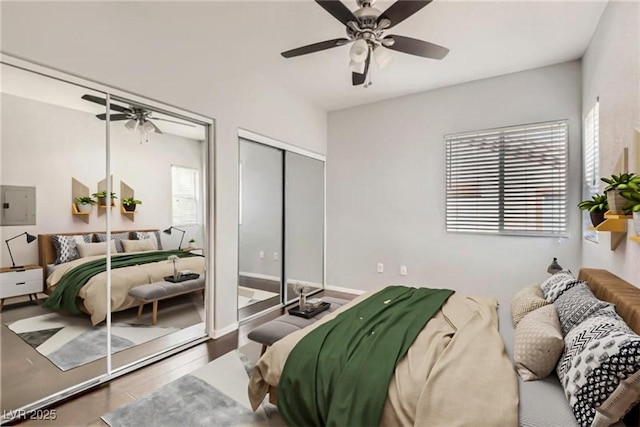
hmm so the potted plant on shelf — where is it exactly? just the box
[122,197,142,212]
[74,196,96,213]
[620,186,640,235]
[92,191,117,206]
[578,193,609,227]
[601,173,640,214]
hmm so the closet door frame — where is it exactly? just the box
[0,53,216,420]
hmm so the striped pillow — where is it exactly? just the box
[511,283,548,327]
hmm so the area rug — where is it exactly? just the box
[238,286,279,309]
[102,342,284,427]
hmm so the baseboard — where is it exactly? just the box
[211,322,239,339]
[324,284,366,295]
[239,271,280,282]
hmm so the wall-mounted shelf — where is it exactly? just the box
[589,211,631,250]
[96,175,115,217]
[120,181,136,221]
[71,178,91,224]
[630,236,640,243]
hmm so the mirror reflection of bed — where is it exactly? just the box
[0,62,211,414]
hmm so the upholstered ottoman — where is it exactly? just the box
[248,296,349,354]
[128,275,205,325]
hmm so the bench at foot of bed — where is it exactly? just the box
[128,276,205,325]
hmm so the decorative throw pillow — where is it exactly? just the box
[511,283,548,327]
[51,234,92,264]
[554,283,612,336]
[133,231,162,250]
[95,232,130,253]
[76,241,117,258]
[541,271,580,303]
[557,309,640,426]
[514,305,564,381]
[121,239,156,253]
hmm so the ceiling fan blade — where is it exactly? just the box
[151,117,197,127]
[148,120,163,135]
[352,54,370,86]
[385,35,449,60]
[81,94,131,114]
[282,38,350,58]
[95,113,129,121]
[377,0,432,29]
[315,1,358,26]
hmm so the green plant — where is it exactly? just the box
[621,189,640,213]
[74,196,96,205]
[92,191,117,199]
[577,193,608,212]
[122,197,142,206]
[188,238,196,243]
[601,173,640,192]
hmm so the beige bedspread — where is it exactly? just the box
[249,290,518,426]
[47,252,206,325]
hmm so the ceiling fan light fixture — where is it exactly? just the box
[373,45,393,69]
[348,59,366,74]
[142,120,156,133]
[125,119,137,131]
[349,39,369,62]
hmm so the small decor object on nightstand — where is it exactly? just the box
[188,238,196,248]
[5,232,37,269]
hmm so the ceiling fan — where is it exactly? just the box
[81,94,195,143]
[281,0,449,87]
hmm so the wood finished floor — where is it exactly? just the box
[15,290,355,426]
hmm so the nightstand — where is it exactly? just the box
[0,265,43,312]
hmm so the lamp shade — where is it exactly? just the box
[373,45,392,69]
[547,258,563,275]
[349,39,368,63]
[349,59,366,74]
[125,119,138,131]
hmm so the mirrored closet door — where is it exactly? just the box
[238,136,325,320]
[0,59,212,421]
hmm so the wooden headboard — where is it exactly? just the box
[38,229,160,268]
[579,268,640,334]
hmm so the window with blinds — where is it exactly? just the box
[445,120,568,236]
[583,100,600,242]
[171,165,200,226]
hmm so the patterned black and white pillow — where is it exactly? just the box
[95,232,130,253]
[554,283,612,335]
[51,234,92,264]
[557,309,640,426]
[133,231,162,250]
[541,271,579,303]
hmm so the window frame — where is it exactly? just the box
[582,99,600,243]
[170,164,201,227]
[444,120,569,238]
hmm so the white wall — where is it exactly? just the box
[0,92,204,265]
[327,61,583,304]
[581,1,640,285]
[0,2,327,332]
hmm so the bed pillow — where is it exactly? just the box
[76,241,117,258]
[541,270,580,303]
[513,305,564,381]
[51,234,92,264]
[121,239,156,253]
[511,283,548,327]
[133,231,163,250]
[557,309,640,426]
[554,282,612,335]
[95,232,130,253]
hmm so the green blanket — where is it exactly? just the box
[43,250,198,314]
[278,286,454,427]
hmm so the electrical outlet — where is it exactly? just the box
[377,263,384,273]
[400,265,407,276]
[273,252,279,261]
[259,251,264,259]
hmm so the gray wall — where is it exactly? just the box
[581,1,640,285]
[238,140,283,279]
[327,61,583,304]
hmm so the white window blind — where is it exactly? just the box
[583,99,600,242]
[445,120,568,236]
[171,165,200,226]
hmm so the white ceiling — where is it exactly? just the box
[222,0,607,110]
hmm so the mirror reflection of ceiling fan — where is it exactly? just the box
[281,0,449,87]
[81,94,195,143]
